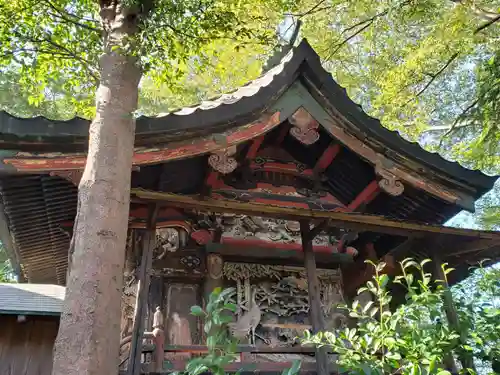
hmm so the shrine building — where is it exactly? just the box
[0,40,499,374]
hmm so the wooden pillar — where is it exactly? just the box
[433,256,475,373]
[204,253,224,305]
[128,229,156,375]
[300,221,329,375]
[149,276,164,328]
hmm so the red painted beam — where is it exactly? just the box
[314,143,341,173]
[221,236,336,253]
[246,135,265,159]
[347,180,380,211]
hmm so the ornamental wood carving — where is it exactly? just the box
[207,253,223,280]
[375,162,405,196]
[222,262,346,346]
[289,107,320,145]
[208,145,238,174]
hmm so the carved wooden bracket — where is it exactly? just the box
[49,169,83,186]
[208,145,237,174]
[375,162,404,196]
[289,107,320,145]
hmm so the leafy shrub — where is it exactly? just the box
[303,259,461,375]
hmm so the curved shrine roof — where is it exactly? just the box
[0,39,496,195]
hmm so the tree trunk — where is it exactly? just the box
[52,3,141,375]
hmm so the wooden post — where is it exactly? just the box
[204,253,224,304]
[300,221,329,375]
[128,229,156,375]
[433,256,475,373]
[151,307,165,372]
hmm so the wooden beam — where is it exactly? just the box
[347,180,380,211]
[132,189,500,240]
[246,135,265,159]
[301,221,329,375]
[314,143,341,173]
[444,239,500,257]
[206,242,353,267]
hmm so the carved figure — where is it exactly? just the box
[228,288,261,344]
[155,228,187,259]
[207,253,223,280]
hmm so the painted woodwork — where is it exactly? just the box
[208,145,238,174]
[314,143,341,173]
[288,108,320,145]
[375,161,404,196]
[132,189,500,240]
[3,112,281,172]
[280,82,475,210]
[347,180,380,211]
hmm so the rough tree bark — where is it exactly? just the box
[52,2,142,375]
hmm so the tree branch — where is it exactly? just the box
[13,30,100,84]
[287,0,329,18]
[474,14,500,34]
[324,1,411,60]
[41,0,101,32]
[404,52,460,104]
[450,0,500,21]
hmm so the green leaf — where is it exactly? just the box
[190,305,205,316]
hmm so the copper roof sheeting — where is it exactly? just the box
[0,283,65,315]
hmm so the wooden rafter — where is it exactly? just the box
[347,180,380,211]
[313,143,341,173]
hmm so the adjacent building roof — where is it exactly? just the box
[0,283,65,316]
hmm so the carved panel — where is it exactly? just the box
[223,262,346,348]
[218,214,334,248]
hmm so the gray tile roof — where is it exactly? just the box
[0,283,65,315]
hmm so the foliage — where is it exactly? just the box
[0,244,14,283]
[303,259,461,375]
[186,287,301,375]
[298,0,500,171]
[186,287,240,375]
[0,0,296,118]
[454,263,500,373]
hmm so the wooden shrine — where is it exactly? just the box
[0,40,499,374]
